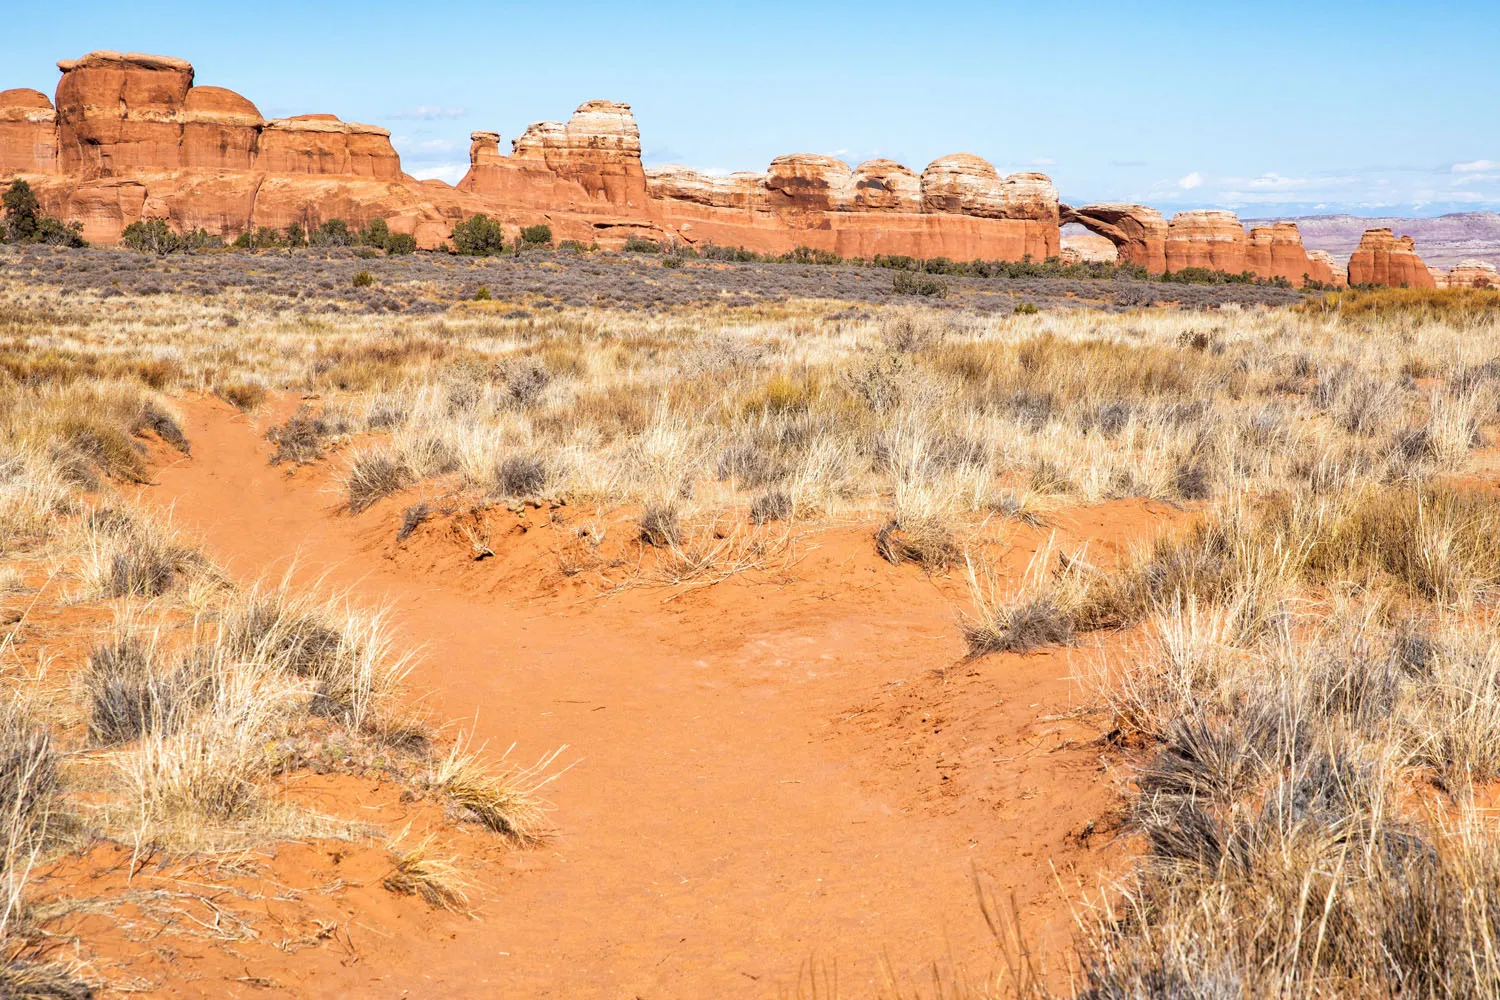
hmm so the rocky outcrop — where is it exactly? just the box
[850,159,920,212]
[1166,210,1248,273]
[0,49,1443,284]
[1246,222,1336,285]
[1347,229,1437,288]
[919,155,1058,224]
[1061,204,1169,273]
[1307,249,1347,287]
[54,51,194,177]
[509,100,647,208]
[0,88,57,174]
[765,154,853,213]
[256,115,401,179]
[1442,259,1500,290]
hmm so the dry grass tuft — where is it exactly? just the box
[382,828,470,912]
[425,736,565,844]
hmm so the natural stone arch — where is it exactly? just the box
[1059,203,1167,273]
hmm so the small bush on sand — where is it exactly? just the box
[750,489,793,524]
[492,454,549,498]
[637,503,682,548]
[345,450,412,513]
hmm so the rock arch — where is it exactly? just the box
[1059,203,1167,273]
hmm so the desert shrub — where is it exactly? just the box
[450,214,505,256]
[360,218,391,249]
[266,408,348,465]
[637,503,681,547]
[83,634,215,745]
[1012,301,1039,315]
[492,454,549,498]
[351,270,374,289]
[345,449,412,513]
[472,286,492,301]
[4,180,86,247]
[519,224,553,246]
[384,232,417,255]
[0,696,59,865]
[892,271,948,298]
[396,502,429,541]
[311,219,354,247]
[875,516,958,570]
[749,489,792,524]
[283,221,308,249]
[83,508,203,599]
[215,380,266,411]
[623,236,661,254]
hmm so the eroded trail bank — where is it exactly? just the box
[138,395,1137,998]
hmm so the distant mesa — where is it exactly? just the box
[0,50,1460,289]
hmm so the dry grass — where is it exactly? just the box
[382,828,471,912]
[423,734,565,844]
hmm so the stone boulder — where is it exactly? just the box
[0,88,57,174]
[1246,221,1327,285]
[850,159,920,212]
[1347,229,1437,288]
[764,154,852,213]
[920,154,1058,223]
[54,51,194,177]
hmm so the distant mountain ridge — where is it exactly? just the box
[1242,212,1500,270]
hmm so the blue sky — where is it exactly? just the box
[6,0,1499,217]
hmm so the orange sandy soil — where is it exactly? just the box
[32,395,1189,998]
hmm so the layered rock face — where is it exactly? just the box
[0,89,58,175]
[0,49,1440,284]
[1441,259,1500,289]
[1306,249,1348,287]
[1347,229,1437,288]
[1247,222,1338,285]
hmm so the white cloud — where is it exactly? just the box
[1177,172,1203,190]
[388,106,466,120]
[409,163,468,184]
[1246,172,1307,190]
[1027,157,1056,167]
[1454,159,1500,174]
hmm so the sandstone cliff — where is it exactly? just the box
[0,49,1437,286]
[1441,259,1500,289]
[1347,229,1437,288]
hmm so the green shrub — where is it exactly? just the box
[1013,301,1039,315]
[2,179,86,247]
[121,219,184,255]
[892,271,949,298]
[519,224,553,246]
[352,270,374,289]
[312,219,354,247]
[360,218,391,248]
[661,255,683,269]
[384,232,417,255]
[284,221,308,249]
[451,214,505,256]
[623,235,660,253]
[473,286,492,301]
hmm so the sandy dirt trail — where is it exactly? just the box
[138,396,1128,999]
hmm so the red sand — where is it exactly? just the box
[94,394,1184,997]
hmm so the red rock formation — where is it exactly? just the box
[765,154,852,213]
[0,47,1431,284]
[1442,259,1500,290]
[1165,210,1248,273]
[1246,222,1333,285]
[1306,249,1347,287]
[0,89,58,174]
[1347,229,1437,288]
[850,159,919,212]
[54,51,194,177]
[1061,204,1168,273]
[919,155,1058,224]
[180,86,262,170]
